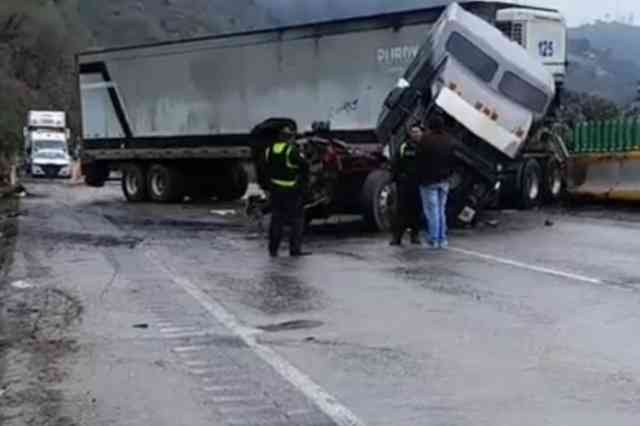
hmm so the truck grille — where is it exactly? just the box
[43,165,62,177]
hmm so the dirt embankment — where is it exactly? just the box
[0,196,83,426]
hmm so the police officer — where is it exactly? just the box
[266,126,310,257]
[390,124,424,246]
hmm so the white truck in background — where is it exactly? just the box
[24,111,72,179]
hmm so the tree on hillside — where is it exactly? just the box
[0,1,88,166]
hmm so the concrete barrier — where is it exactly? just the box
[609,156,640,201]
[568,153,640,201]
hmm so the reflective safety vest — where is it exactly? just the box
[266,141,300,189]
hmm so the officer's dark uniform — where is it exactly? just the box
[266,137,309,257]
[391,140,422,245]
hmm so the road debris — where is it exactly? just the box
[11,280,34,289]
[133,323,149,329]
[210,209,237,216]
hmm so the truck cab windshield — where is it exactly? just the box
[34,140,66,152]
[499,71,549,114]
[446,32,498,83]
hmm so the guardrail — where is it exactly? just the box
[571,118,640,154]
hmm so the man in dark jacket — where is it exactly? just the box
[266,126,310,257]
[417,116,456,249]
[390,125,424,246]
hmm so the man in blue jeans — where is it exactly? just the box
[417,116,456,249]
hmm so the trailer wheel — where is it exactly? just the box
[216,163,249,202]
[147,164,185,203]
[122,164,148,202]
[361,169,395,232]
[519,159,543,209]
[543,158,564,203]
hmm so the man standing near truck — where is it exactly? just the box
[266,126,310,257]
[418,116,455,249]
[390,125,424,246]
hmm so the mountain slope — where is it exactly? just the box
[567,22,640,105]
[77,0,277,48]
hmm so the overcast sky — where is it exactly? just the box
[524,0,640,26]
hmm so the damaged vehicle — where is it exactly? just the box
[377,3,569,225]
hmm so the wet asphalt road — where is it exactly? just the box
[3,180,640,425]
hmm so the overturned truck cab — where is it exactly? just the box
[377,3,569,225]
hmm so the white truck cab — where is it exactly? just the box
[24,111,72,178]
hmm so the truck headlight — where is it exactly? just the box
[60,166,71,176]
[32,165,44,175]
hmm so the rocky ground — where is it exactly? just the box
[0,192,85,426]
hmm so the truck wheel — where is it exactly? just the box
[361,169,395,232]
[122,164,148,202]
[543,158,564,203]
[216,163,249,202]
[519,159,543,209]
[147,164,185,203]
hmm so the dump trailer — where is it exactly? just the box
[377,3,569,225]
[77,0,566,228]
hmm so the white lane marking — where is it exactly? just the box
[147,250,366,426]
[449,247,603,285]
[164,330,218,339]
[211,395,263,403]
[185,360,211,367]
[172,345,209,353]
[189,367,240,376]
[160,326,200,333]
[204,385,247,393]
[202,376,250,385]
[218,404,277,414]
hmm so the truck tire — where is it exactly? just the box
[122,164,148,202]
[216,163,249,202]
[542,158,564,203]
[147,164,185,203]
[519,159,543,209]
[361,169,394,232]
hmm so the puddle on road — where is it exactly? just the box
[104,214,243,231]
[391,264,487,301]
[21,229,142,249]
[216,272,323,315]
